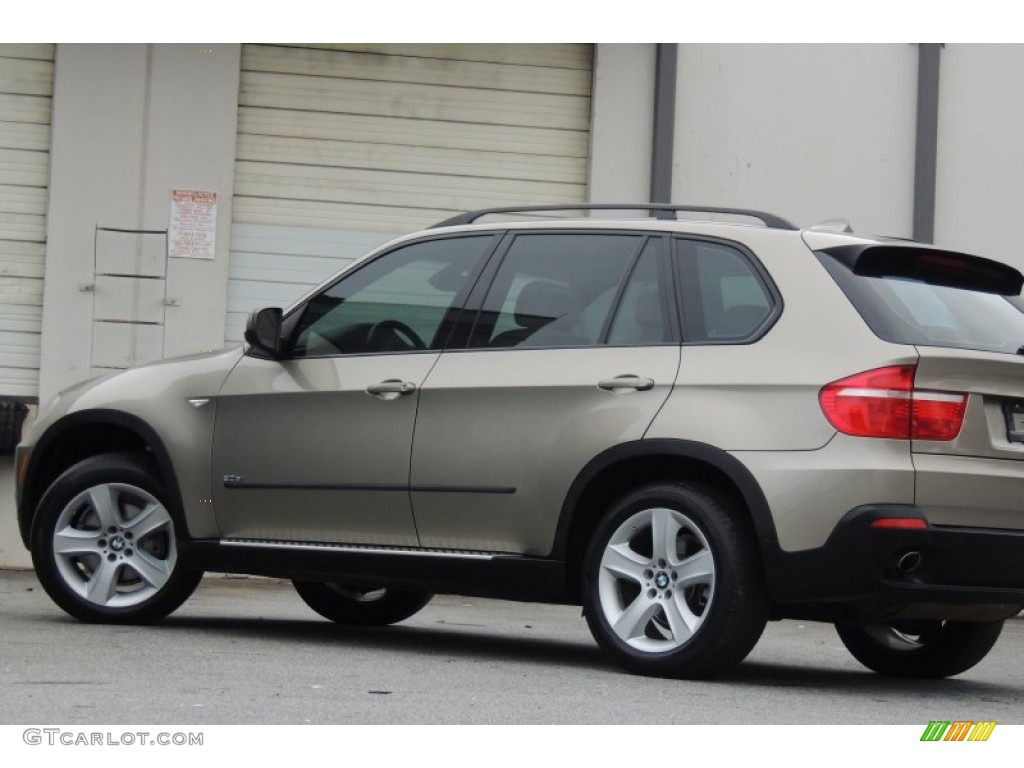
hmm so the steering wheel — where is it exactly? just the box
[366,320,427,352]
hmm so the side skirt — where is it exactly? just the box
[180,539,572,604]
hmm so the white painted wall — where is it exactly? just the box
[588,43,655,205]
[38,44,241,404]
[934,44,1024,271]
[225,223,390,343]
[0,455,28,568]
[672,44,918,234]
[0,44,54,399]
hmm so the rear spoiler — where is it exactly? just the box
[819,244,1024,296]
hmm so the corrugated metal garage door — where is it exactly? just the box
[226,43,593,342]
[0,44,52,399]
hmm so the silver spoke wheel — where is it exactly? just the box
[597,506,715,653]
[293,580,433,626]
[836,619,1004,678]
[51,482,177,609]
[862,622,944,652]
[330,586,388,603]
[583,482,767,679]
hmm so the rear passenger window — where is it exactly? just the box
[473,234,643,349]
[607,241,672,345]
[676,239,774,342]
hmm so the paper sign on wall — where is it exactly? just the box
[169,189,218,259]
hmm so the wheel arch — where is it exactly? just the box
[19,409,189,548]
[553,439,778,601]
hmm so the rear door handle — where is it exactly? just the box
[598,375,655,392]
[366,379,417,399]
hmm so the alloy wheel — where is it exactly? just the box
[597,506,716,653]
[51,482,178,609]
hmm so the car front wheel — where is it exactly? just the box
[31,453,202,623]
[293,581,433,626]
[582,482,768,679]
[835,620,1004,678]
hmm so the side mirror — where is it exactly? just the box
[244,307,284,358]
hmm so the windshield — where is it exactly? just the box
[818,251,1024,355]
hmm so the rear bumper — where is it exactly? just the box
[764,505,1024,616]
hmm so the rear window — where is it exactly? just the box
[818,251,1024,355]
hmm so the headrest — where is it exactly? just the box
[514,281,579,329]
[634,285,663,329]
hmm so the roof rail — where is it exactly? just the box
[431,204,798,231]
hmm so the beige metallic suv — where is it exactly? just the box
[15,204,1024,679]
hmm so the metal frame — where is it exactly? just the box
[650,44,678,214]
[432,204,797,231]
[88,225,170,373]
[913,44,942,244]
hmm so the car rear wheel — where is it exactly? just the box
[835,620,1004,678]
[31,453,202,623]
[582,482,768,679]
[293,581,432,626]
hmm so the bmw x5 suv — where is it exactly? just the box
[16,204,1024,679]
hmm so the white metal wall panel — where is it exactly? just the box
[673,44,917,234]
[934,45,1024,270]
[228,43,593,339]
[225,223,389,343]
[233,44,592,231]
[0,44,53,399]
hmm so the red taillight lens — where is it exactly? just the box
[819,366,914,439]
[911,391,968,441]
[819,366,967,441]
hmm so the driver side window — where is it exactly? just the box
[289,236,490,357]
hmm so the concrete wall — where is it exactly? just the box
[672,44,918,234]
[588,43,655,205]
[2,44,241,569]
[38,44,241,404]
[0,455,28,567]
[934,44,1024,271]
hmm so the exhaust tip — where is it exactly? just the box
[896,550,923,575]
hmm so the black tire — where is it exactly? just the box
[835,620,1004,678]
[582,481,768,679]
[30,453,202,623]
[293,581,432,626]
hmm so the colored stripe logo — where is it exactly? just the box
[921,721,996,741]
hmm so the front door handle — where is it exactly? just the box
[598,374,655,393]
[366,379,417,400]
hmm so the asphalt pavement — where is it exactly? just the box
[2,569,1023,725]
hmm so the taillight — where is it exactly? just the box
[912,391,969,440]
[819,365,967,441]
[819,366,914,439]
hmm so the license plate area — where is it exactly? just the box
[1003,400,1024,443]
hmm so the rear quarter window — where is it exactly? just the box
[676,238,776,342]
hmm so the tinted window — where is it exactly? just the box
[819,251,1024,355]
[607,241,673,345]
[474,234,643,349]
[290,236,489,357]
[677,239,774,342]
